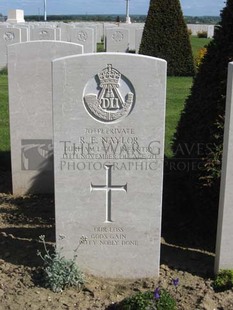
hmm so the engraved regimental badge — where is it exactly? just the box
[83,64,135,123]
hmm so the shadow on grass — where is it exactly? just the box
[162,157,218,254]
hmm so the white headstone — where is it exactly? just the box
[30,27,56,41]
[120,24,143,51]
[135,28,144,53]
[70,27,95,53]
[215,62,233,272]
[53,53,167,278]
[8,41,83,195]
[78,24,97,51]
[14,26,29,42]
[59,23,74,42]
[94,22,104,43]
[187,24,214,38]
[0,27,21,69]
[105,28,129,52]
[56,28,61,41]
[207,25,215,38]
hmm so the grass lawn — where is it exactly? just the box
[0,74,9,152]
[165,77,193,157]
[190,36,212,58]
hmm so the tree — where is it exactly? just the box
[172,0,233,231]
[139,0,195,76]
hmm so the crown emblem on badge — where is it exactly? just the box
[83,64,135,123]
[98,64,121,87]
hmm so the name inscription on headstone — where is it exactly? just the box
[59,128,160,167]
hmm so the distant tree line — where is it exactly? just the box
[184,16,220,24]
[0,13,5,22]
[23,14,220,24]
[25,14,147,23]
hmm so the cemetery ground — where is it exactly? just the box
[1,37,233,309]
[1,179,233,309]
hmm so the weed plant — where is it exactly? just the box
[115,278,178,310]
[37,235,86,292]
[214,270,233,291]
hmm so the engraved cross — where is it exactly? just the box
[90,164,127,223]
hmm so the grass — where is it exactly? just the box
[0,37,211,156]
[97,42,105,52]
[0,73,9,152]
[164,36,212,157]
[190,36,212,58]
[165,77,193,157]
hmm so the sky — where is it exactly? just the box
[0,0,226,17]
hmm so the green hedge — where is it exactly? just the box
[139,0,195,76]
[172,0,233,230]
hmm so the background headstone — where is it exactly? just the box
[187,24,215,38]
[14,25,29,42]
[0,27,21,69]
[53,53,166,278]
[30,27,56,41]
[215,62,233,272]
[135,28,144,53]
[8,41,83,195]
[70,27,95,53]
[105,28,129,52]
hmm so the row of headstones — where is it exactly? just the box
[187,24,215,38]
[0,21,145,69]
[6,37,233,278]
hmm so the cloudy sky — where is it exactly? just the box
[0,0,226,17]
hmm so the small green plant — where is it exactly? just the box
[152,288,177,310]
[115,278,178,310]
[213,270,233,291]
[120,291,154,310]
[197,31,208,38]
[37,235,86,292]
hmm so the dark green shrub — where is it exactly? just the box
[197,31,208,38]
[139,0,195,76]
[0,66,7,75]
[172,0,233,241]
[188,29,192,36]
[213,270,233,291]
